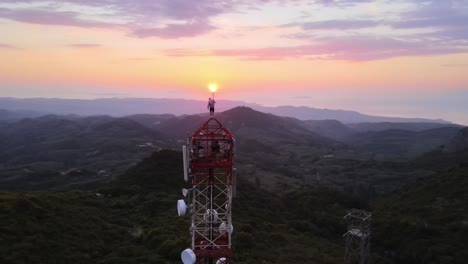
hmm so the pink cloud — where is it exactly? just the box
[165,36,468,61]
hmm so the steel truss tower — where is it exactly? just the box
[344,209,371,264]
[179,118,235,264]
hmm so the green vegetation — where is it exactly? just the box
[1,149,468,263]
[371,150,468,264]
[0,150,355,263]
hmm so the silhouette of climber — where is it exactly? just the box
[194,141,204,158]
[207,98,216,115]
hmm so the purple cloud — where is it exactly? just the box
[403,0,465,19]
[284,19,381,30]
[131,20,215,38]
[2,0,468,44]
[0,0,354,39]
[303,19,379,30]
[391,7,468,56]
[313,0,375,7]
[151,0,234,20]
[0,8,114,28]
[278,1,468,61]
[390,1,468,42]
[0,1,236,38]
[393,15,468,29]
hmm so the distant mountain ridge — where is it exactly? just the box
[0,114,170,191]
[0,97,453,124]
[0,109,46,121]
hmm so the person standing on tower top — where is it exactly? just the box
[207,98,216,115]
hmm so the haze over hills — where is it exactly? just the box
[344,127,462,160]
[0,109,46,121]
[0,97,454,124]
[1,106,464,194]
[0,114,170,191]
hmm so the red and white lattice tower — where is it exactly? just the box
[178,117,236,264]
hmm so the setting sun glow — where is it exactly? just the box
[208,84,218,93]
[0,1,467,124]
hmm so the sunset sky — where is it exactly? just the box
[1,0,467,124]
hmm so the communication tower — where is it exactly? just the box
[343,209,371,264]
[178,117,236,264]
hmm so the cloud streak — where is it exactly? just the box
[283,19,381,30]
[165,36,468,61]
[0,43,17,49]
[131,20,215,38]
[441,64,468,67]
[0,8,115,28]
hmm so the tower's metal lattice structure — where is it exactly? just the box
[344,209,371,264]
[179,118,235,264]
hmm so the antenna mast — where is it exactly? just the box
[344,209,371,264]
[178,117,236,264]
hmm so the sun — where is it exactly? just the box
[208,83,218,93]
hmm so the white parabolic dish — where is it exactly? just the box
[177,199,187,216]
[204,209,219,222]
[219,222,234,234]
[181,248,196,264]
[216,257,227,264]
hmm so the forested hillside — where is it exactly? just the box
[0,151,351,263]
[2,148,468,263]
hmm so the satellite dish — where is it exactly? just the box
[177,199,187,216]
[182,188,189,197]
[204,209,219,223]
[216,257,227,264]
[181,248,196,264]
[219,222,234,234]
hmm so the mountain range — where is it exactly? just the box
[1,106,466,194]
[0,97,453,124]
